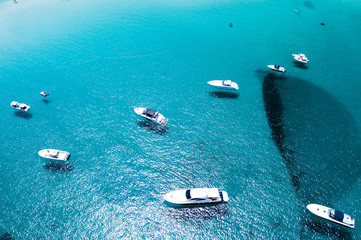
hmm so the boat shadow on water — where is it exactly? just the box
[44,162,74,173]
[42,99,51,104]
[208,91,239,99]
[304,219,352,240]
[293,61,309,70]
[13,111,32,119]
[166,204,229,221]
[136,120,168,135]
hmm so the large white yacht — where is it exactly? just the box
[10,101,30,111]
[163,188,229,207]
[134,107,168,126]
[307,203,355,229]
[207,80,239,91]
[38,149,71,162]
[292,53,309,63]
[267,65,286,73]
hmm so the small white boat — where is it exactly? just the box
[134,107,168,126]
[40,91,49,97]
[307,203,355,229]
[292,53,309,63]
[38,149,71,162]
[207,80,239,91]
[267,65,286,73]
[163,188,229,207]
[10,101,30,111]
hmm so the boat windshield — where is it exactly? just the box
[330,209,344,221]
[186,190,191,199]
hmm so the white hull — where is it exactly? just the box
[207,80,239,91]
[10,101,30,111]
[38,149,71,162]
[134,107,168,126]
[163,188,229,207]
[307,204,355,229]
[267,65,286,73]
[292,53,309,63]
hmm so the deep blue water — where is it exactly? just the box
[1,0,361,239]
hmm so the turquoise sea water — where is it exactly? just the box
[1,0,361,239]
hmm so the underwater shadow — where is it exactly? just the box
[209,91,239,99]
[166,204,229,221]
[13,111,33,119]
[256,69,361,204]
[136,120,168,135]
[0,232,15,240]
[42,99,51,104]
[293,61,309,70]
[44,162,73,173]
[304,1,314,9]
[304,219,352,240]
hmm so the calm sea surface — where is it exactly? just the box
[1,0,361,239]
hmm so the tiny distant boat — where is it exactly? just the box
[307,203,355,229]
[207,80,239,91]
[38,149,71,162]
[40,91,49,97]
[267,65,286,73]
[134,107,168,126]
[292,53,309,63]
[163,188,229,207]
[10,101,30,111]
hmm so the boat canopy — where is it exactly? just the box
[145,109,157,118]
[330,209,344,221]
[189,188,219,199]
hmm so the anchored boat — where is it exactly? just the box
[292,53,309,63]
[307,203,355,229]
[38,149,71,162]
[10,101,30,111]
[163,188,229,207]
[134,107,168,126]
[267,65,286,73]
[207,80,239,91]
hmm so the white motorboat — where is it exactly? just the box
[307,203,355,229]
[38,149,71,162]
[267,65,286,73]
[292,53,309,63]
[10,101,30,111]
[134,107,168,126]
[163,188,229,207]
[207,80,239,91]
[40,91,49,97]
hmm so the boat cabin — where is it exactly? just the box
[185,188,220,201]
[330,209,344,222]
[145,109,158,118]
